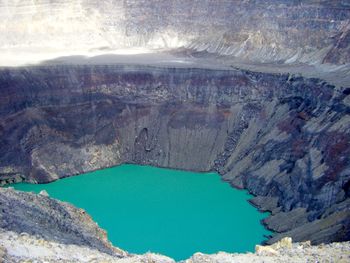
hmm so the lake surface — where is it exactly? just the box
[11,164,271,260]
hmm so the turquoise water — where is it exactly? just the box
[10,164,271,260]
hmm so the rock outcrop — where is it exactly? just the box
[0,188,125,257]
[184,239,350,263]
[0,230,175,263]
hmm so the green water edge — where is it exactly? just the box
[7,164,272,260]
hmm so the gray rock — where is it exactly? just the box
[0,188,124,257]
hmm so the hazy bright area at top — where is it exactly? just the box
[10,164,271,260]
[0,1,189,66]
[1,0,349,87]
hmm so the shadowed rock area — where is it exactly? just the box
[0,0,349,253]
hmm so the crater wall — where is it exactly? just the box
[0,65,349,244]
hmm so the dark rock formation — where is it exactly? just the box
[0,188,125,256]
[0,64,349,245]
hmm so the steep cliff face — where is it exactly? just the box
[0,0,349,65]
[0,64,349,244]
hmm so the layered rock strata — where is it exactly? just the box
[0,64,349,244]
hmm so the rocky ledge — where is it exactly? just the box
[2,231,349,263]
[184,239,350,263]
[0,230,173,263]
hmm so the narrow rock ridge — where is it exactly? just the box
[0,64,349,244]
